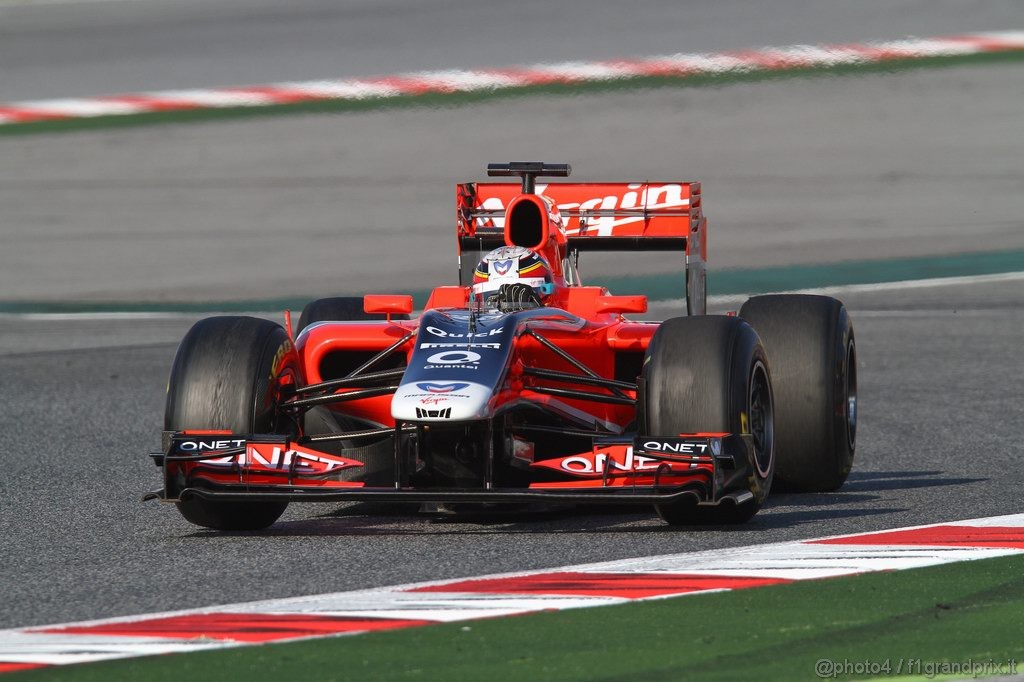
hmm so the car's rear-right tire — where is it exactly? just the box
[165,316,296,530]
[642,316,775,525]
[296,296,408,486]
[738,295,856,492]
[296,296,408,335]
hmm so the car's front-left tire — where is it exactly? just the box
[642,316,775,525]
[165,316,297,530]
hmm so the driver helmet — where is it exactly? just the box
[471,245,554,301]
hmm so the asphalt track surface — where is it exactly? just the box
[1,277,1022,629]
[1,0,1023,639]
[2,60,1023,303]
[2,0,1023,101]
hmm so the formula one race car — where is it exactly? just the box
[146,162,857,530]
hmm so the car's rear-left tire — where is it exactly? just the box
[642,316,775,525]
[738,295,856,492]
[165,316,296,530]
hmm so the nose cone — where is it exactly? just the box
[391,381,493,422]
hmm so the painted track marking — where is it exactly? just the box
[2,513,1023,671]
[1,32,1023,126]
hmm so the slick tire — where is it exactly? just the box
[296,296,409,335]
[295,296,407,485]
[738,295,856,492]
[642,316,775,525]
[165,316,294,530]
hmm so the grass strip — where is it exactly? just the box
[12,553,1024,681]
[2,248,1021,314]
[0,51,1022,138]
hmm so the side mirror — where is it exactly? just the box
[364,295,414,317]
[595,295,647,315]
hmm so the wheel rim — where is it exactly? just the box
[845,339,858,449]
[748,360,774,478]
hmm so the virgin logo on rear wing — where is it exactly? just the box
[457,181,702,241]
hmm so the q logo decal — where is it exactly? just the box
[426,351,481,365]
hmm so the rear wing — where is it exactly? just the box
[456,181,706,256]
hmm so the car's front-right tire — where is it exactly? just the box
[165,316,296,530]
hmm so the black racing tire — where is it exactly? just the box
[296,296,408,485]
[738,295,856,492]
[165,316,294,530]
[296,296,409,335]
[643,316,775,525]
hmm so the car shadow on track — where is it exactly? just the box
[830,470,987,493]
[183,491,903,537]
[183,471,984,537]
[754,506,907,529]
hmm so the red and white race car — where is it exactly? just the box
[147,162,857,530]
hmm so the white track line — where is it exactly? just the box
[702,270,1024,307]
[2,270,1020,321]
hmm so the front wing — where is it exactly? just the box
[145,432,757,507]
